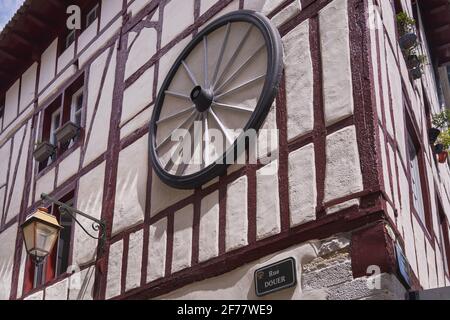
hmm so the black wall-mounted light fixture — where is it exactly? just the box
[20,193,106,266]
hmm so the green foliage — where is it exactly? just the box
[432,110,450,129]
[437,129,450,151]
[396,12,416,34]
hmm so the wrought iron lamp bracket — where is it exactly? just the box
[40,193,107,254]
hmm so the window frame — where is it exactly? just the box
[70,87,84,127]
[85,3,100,29]
[405,110,434,235]
[37,73,85,173]
[0,95,4,132]
[438,203,450,277]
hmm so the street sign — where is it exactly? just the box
[254,257,297,297]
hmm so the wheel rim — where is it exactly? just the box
[149,10,283,189]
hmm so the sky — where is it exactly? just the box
[0,0,24,31]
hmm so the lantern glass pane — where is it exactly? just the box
[22,221,36,253]
[35,222,59,254]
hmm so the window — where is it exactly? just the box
[70,88,83,127]
[38,74,84,171]
[0,95,4,130]
[65,30,76,50]
[408,133,426,222]
[50,108,62,145]
[85,4,99,29]
[24,192,75,294]
[438,203,450,275]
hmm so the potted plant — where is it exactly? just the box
[410,67,423,80]
[397,12,417,50]
[430,110,450,144]
[55,121,80,145]
[406,53,426,70]
[435,129,450,163]
[33,141,56,163]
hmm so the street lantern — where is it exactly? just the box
[20,207,62,265]
[20,194,107,266]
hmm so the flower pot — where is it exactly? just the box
[434,143,444,154]
[406,55,420,69]
[438,151,448,163]
[33,142,56,163]
[428,128,441,144]
[399,33,417,50]
[55,121,80,145]
[410,67,422,80]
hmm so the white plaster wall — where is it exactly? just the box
[289,143,316,226]
[38,39,58,92]
[157,35,191,91]
[0,140,11,185]
[161,0,195,47]
[127,0,153,17]
[78,19,122,68]
[106,240,123,299]
[199,191,219,262]
[122,67,154,124]
[257,104,278,160]
[412,216,429,289]
[34,168,55,201]
[320,0,354,126]
[56,148,81,186]
[73,162,105,265]
[324,126,363,203]
[125,28,157,79]
[68,266,95,300]
[256,160,281,239]
[147,217,167,282]
[271,0,301,28]
[45,278,69,300]
[150,170,193,216]
[57,43,75,74]
[100,0,123,30]
[3,79,20,128]
[38,65,77,106]
[113,135,147,235]
[283,20,313,141]
[5,121,31,222]
[19,63,37,113]
[226,176,248,251]
[24,291,43,300]
[126,229,144,291]
[0,224,17,300]
[83,49,117,166]
[172,205,194,273]
[120,105,152,140]
[78,22,98,53]
[159,240,321,300]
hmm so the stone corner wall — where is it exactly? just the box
[301,234,408,300]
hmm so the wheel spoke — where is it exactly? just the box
[215,74,266,99]
[212,102,253,113]
[182,60,198,86]
[203,36,209,88]
[213,25,253,90]
[156,105,195,125]
[165,90,191,100]
[165,114,200,174]
[156,110,197,151]
[215,44,264,93]
[209,108,233,145]
[211,23,231,88]
[202,113,210,169]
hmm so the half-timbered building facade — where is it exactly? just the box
[0,0,450,300]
